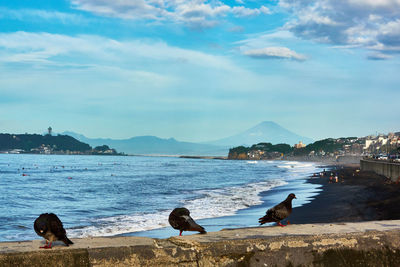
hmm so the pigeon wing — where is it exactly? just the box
[48,213,67,240]
[169,212,188,230]
[259,202,287,224]
[271,204,289,221]
[272,200,292,219]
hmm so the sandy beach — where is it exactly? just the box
[289,164,400,224]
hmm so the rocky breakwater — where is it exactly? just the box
[1,220,400,266]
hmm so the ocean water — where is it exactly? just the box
[0,154,323,241]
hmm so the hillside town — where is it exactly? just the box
[0,127,123,156]
[229,132,400,161]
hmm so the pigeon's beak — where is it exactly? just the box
[294,196,297,199]
[40,230,43,233]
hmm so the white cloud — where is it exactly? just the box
[0,31,249,77]
[348,0,400,8]
[279,0,400,59]
[259,6,272,15]
[367,52,393,60]
[0,7,88,24]
[243,46,306,61]
[228,25,245,33]
[231,6,259,17]
[71,0,271,29]
[235,30,307,61]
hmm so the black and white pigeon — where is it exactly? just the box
[34,213,73,249]
[258,193,296,227]
[168,207,207,236]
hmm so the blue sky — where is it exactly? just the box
[0,0,399,142]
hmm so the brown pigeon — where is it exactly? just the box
[259,193,296,227]
[34,213,73,249]
[168,208,206,236]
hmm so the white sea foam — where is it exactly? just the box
[67,179,287,238]
[276,161,317,173]
[183,179,287,219]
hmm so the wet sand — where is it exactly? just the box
[289,165,400,224]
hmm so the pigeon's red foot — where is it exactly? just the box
[277,222,286,227]
[287,220,291,225]
[179,230,183,236]
[40,241,52,249]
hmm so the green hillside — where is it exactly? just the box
[0,134,91,152]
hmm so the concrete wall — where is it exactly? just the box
[2,220,400,267]
[361,159,400,182]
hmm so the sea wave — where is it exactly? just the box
[276,161,317,173]
[67,179,287,238]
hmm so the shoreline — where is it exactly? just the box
[289,164,400,224]
[126,161,324,238]
[124,161,399,238]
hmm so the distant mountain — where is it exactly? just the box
[63,132,228,156]
[207,121,313,147]
[63,121,312,156]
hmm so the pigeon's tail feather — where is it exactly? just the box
[187,218,206,234]
[258,216,274,225]
[188,223,206,233]
[62,237,74,246]
[197,226,207,234]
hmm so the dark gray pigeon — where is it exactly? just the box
[34,213,73,248]
[259,193,296,227]
[168,207,206,236]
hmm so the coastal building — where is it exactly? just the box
[294,141,306,149]
[30,144,52,154]
[364,139,376,150]
[247,150,264,160]
[378,136,388,146]
[390,135,399,145]
[361,133,400,156]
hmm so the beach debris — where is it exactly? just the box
[34,213,73,249]
[258,193,296,227]
[168,207,206,236]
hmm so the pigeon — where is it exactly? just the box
[168,207,207,236]
[34,213,73,249]
[258,193,296,227]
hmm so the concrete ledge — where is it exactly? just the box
[2,220,400,266]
